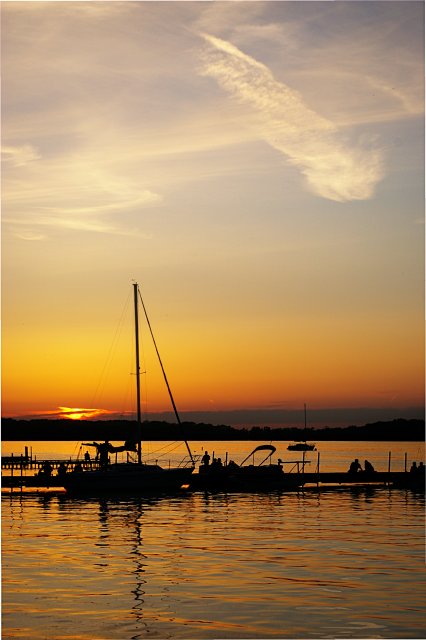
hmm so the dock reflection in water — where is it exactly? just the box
[2,486,425,639]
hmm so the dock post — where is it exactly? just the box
[316,451,320,486]
[404,452,407,473]
[20,455,23,493]
[387,451,392,486]
[11,453,13,493]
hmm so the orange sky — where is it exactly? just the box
[2,2,424,427]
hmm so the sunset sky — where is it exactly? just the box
[2,1,424,428]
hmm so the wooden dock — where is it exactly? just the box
[1,457,99,472]
[1,455,102,489]
[2,447,424,492]
[1,466,424,491]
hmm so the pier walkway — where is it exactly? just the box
[1,456,100,472]
[1,467,423,491]
[1,455,102,488]
[2,448,424,492]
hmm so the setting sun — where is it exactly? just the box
[57,407,110,420]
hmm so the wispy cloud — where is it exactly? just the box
[199,33,385,202]
[2,154,162,238]
[12,230,46,242]
[2,144,41,167]
[5,215,154,239]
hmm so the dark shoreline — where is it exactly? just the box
[1,417,424,442]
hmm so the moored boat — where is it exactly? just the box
[287,441,316,452]
[191,444,306,491]
[287,404,316,451]
[63,283,194,495]
[63,463,193,494]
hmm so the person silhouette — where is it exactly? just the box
[40,462,52,478]
[57,462,67,478]
[348,458,362,475]
[364,459,375,474]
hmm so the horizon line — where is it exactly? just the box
[3,405,424,429]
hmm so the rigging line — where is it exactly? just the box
[71,296,132,462]
[91,290,132,408]
[69,291,129,455]
[149,440,183,455]
[70,441,83,459]
[137,285,194,465]
[118,369,133,421]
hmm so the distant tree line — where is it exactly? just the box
[1,417,424,441]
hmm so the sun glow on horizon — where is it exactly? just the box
[58,407,103,420]
[18,407,116,421]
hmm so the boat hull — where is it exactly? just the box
[287,444,316,451]
[63,463,194,495]
[191,464,304,492]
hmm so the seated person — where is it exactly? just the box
[348,458,362,474]
[364,459,375,474]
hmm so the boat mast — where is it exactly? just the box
[133,283,142,465]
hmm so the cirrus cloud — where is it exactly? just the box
[199,33,385,202]
[2,144,41,167]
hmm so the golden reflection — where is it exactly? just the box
[96,499,149,638]
[129,501,149,639]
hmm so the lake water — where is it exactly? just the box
[2,441,425,639]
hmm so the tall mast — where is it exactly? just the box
[133,283,142,465]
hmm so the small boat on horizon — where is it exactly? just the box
[63,283,195,495]
[287,404,316,452]
[287,441,316,452]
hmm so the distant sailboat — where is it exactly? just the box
[63,283,195,495]
[287,404,316,452]
[287,441,316,452]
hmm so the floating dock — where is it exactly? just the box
[2,447,424,492]
[2,465,424,492]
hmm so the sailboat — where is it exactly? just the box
[63,283,195,495]
[287,441,316,452]
[287,404,316,451]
